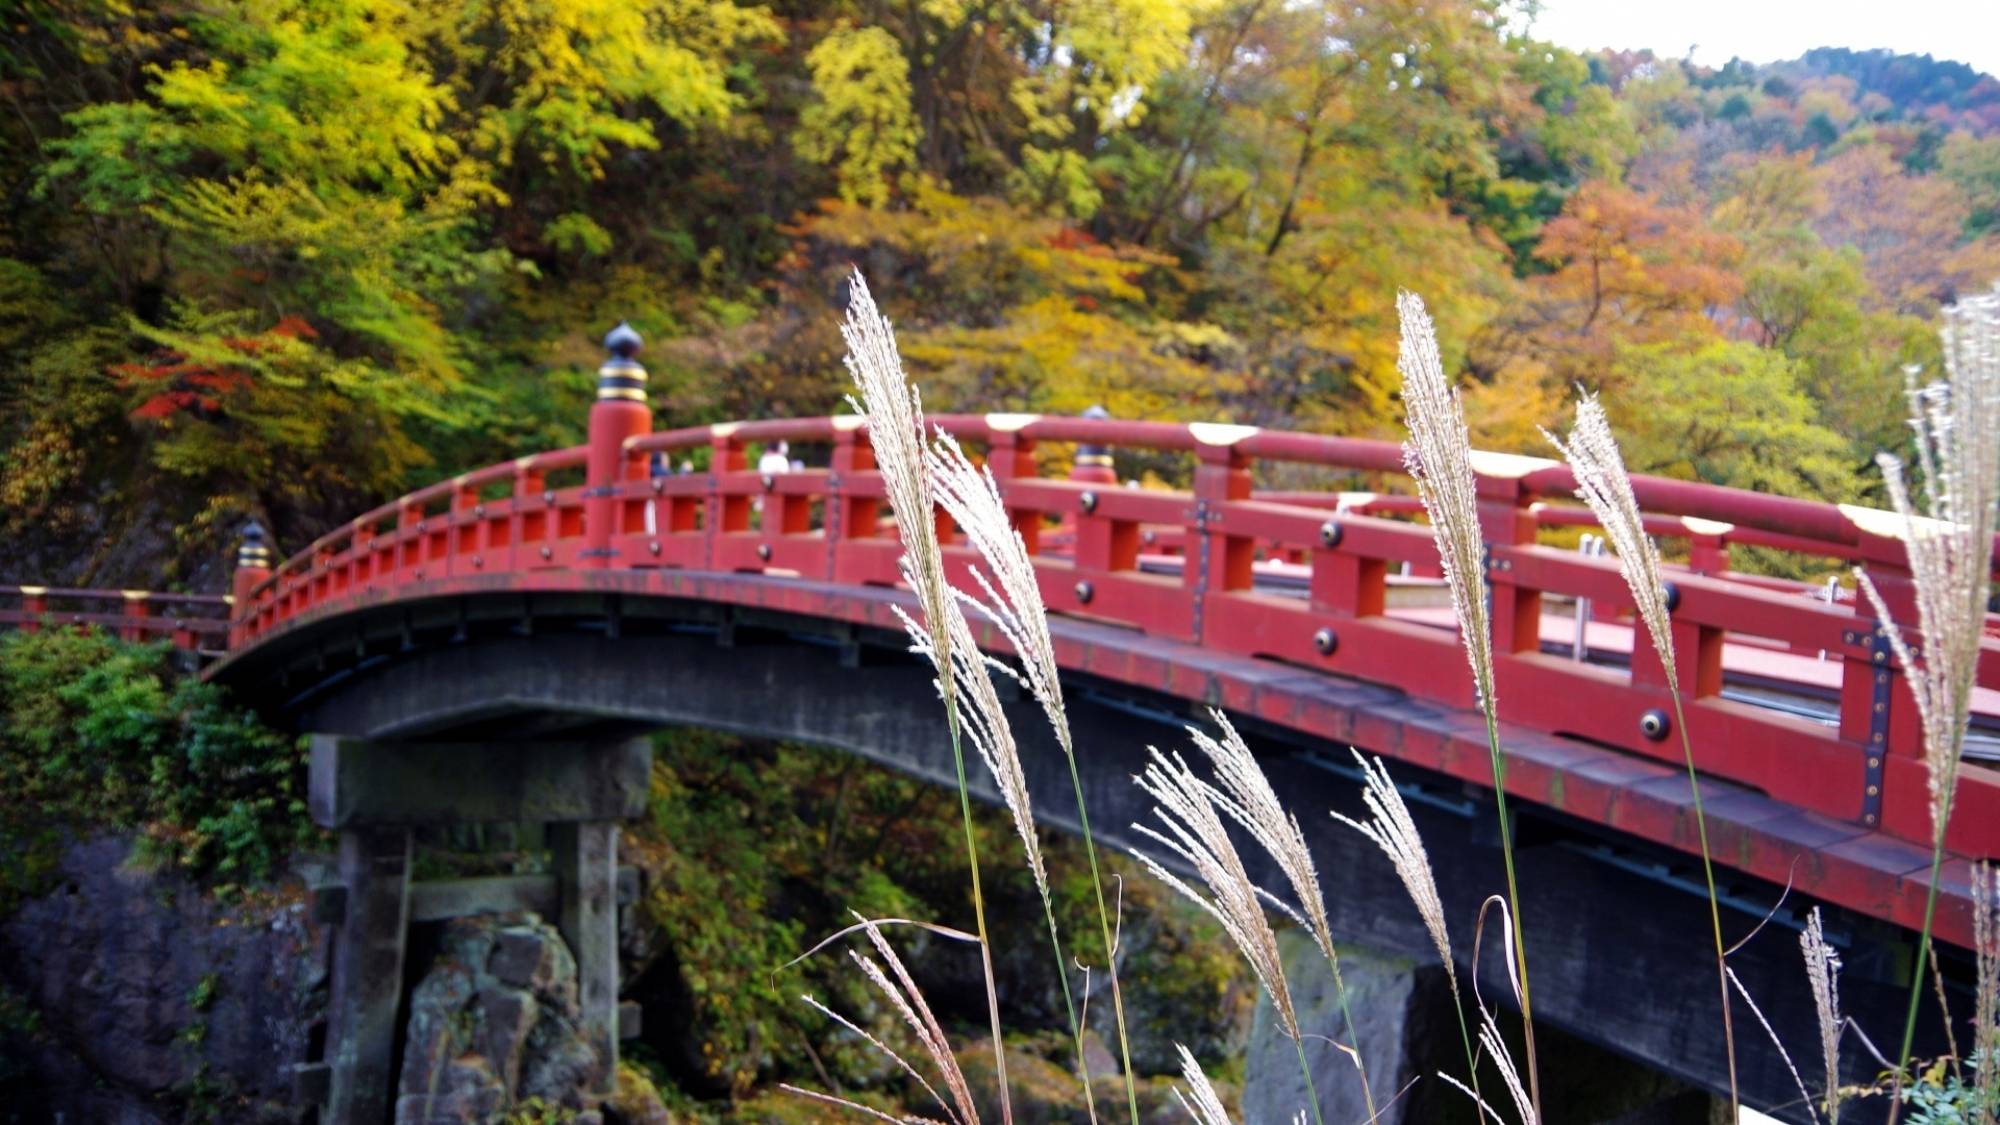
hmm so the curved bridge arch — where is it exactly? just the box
[12,399,2000,1119]
[216,575,1957,1113]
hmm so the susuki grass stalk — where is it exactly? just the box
[1544,392,1739,1117]
[1190,711,1376,1118]
[1396,289,1541,1117]
[1171,1042,1236,1125]
[1852,287,2000,1095]
[1971,864,1998,1123]
[1334,750,1483,1111]
[1133,745,1328,1125]
[1802,907,1844,1124]
[931,432,1141,1123]
[782,916,982,1124]
[841,271,1012,1121]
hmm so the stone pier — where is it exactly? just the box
[299,735,651,1123]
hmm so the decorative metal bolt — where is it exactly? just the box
[1868,756,1881,767]
[762,474,775,491]
[757,543,772,561]
[540,546,553,560]
[1312,627,1338,656]
[1639,708,1670,741]
[1661,581,1680,613]
[474,504,485,518]
[543,490,555,503]
[1319,520,1342,548]
[650,541,662,556]
[472,556,483,568]
[1867,784,1879,796]
[1080,491,1098,513]
[1142,530,1156,545]
[652,478,665,494]
[1075,581,1095,604]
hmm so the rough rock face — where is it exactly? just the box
[395,912,608,1124]
[0,834,320,1123]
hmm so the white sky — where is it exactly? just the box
[1528,0,2000,80]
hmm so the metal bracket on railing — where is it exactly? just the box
[1191,499,1213,642]
[1843,626,1895,828]
[1573,534,1605,661]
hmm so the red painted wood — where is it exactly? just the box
[19,413,2000,940]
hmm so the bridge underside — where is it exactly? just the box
[213,576,1959,1117]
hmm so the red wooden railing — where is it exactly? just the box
[0,584,229,651]
[181,412,2000,861]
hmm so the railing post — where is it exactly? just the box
[1189,424,1257,644]
[707,424,749,569]
[18,585,46,635]
[1071,404,1116,485]
[229,521,273,649]
[1473,458,1542,656]
[985,414,1042,555]
[1685,517,1732,577]
[119,590,152,643]
[585,323,652,569]
[828,418,876,583]
[1844,528,1924,831]
[515,458,548,569]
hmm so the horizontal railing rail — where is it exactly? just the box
[190,413,2000,857]
[0,584,230,651]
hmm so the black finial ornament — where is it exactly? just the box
[236,519,273,569]
[598,321,648,403]
[1076,404,1113,470]
[605,321,642,359]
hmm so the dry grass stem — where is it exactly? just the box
[905,596,1048,899]
[1541,392,1674,681]
[1726,965,1821,1123]
[842,271,952,667]
[1132,745,1299,1041]
[843,269,1011,1120]
[1857,284,1999,836]
[1398,288,1540,1117]
[1186,711,1375,1114]
[1479,1011,1537,1125]
[1332,751,1451,977]
[1171,1043,1234,1125]
[929,432,1069,750]
[1802,908,1844,1125]
[1974,864,1998,1121]
[1545,390,1739,1118]
[1396,289,1495,714]
[1855,285,2000,1080]
[928,427,1141,1125]
[786,916,981,1125]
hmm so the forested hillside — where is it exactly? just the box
[3,1,1997,587]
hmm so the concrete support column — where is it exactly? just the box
[552,821,620,1095]
[324,826,413,1124]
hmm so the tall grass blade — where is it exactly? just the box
[930,430,1139,1123]
[1132,744,1327,1125]
[1543,391,1739,1116]
[1802,907,1844,1125]
[841,269,1012,1122]
[1396,288,1541,1117]
[1189,710,1376,1118]
[1332,750,1483,1108]
[1852,286,2000,1093]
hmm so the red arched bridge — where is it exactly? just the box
[6,334,2000,1120]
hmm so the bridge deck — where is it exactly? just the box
[10,410,1998,953]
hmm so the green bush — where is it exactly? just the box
[0,628,311,903]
